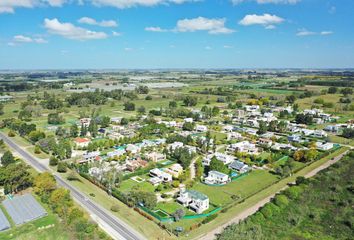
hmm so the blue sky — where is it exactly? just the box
[0,0,353,69]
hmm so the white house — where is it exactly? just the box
[145,152,166,162]
[184,118,194,123]
[149,168,172,183]
[228,141,259,155]
[107,149,126,158]
[288,134,301,142]
[81,151,100,163]
[313,130,328,138]
[79,118,91,127]
[223,125,234,132]
[227,132,242,141]
[168,141,184,151]
[111,117,123,124]
[245,105,260,112]
[126,144,141,154]
[315,142,334,151]
[195,125,208,132]
[176,188,209,214]
[202,152,235,166]
[165,163,183,177]
[204,171,230,185]
[301,129,315,136]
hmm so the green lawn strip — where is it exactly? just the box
[60,172,174,240]
[184,147,349,240]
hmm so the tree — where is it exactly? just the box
[328,87,337,94]
[124,102,135,111]
[182,122,195,131]
[342,128,354,139]
[49,188,73,217]
[128,191,157,209]
[80,123,87,137]
[88,120,98,137]
[169,101,177,108]
[34,172,57,196]
[48,113,65,124]
[0,103,4,115]
[183,96,198,107]
[1,151,15,166]
[28,130,46,143]
[57,162,67,173]
[0,163,32,194]
[209,156,229,174]
[295,114,313,125]
[70,124,78,138]
[49,156,59,166]
[172,209,185,221]
[137,106,146,114]
[340,87,353,96]
[286,95,297,104]
[257,121,268,135]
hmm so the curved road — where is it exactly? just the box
[0,132,146,240]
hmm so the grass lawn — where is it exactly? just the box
[192,170,279,206]
[118,176,156,193]
[0,214,70,240]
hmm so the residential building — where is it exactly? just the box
[288,134,301,142]
[315,142,334,151]
[145,152,166,162]
[229,160,250,173]
[228,141,259,155]
[195,125,208,132]
[73,137,90,148]
[81,151,100,163]
[149,168,173,183]
[204,171,230,185]
[176,188,209,214]
[202,152,235,166]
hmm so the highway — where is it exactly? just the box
[0,132,146,240]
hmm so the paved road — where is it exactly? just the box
[0,132,146,240]
[199,148,351,240]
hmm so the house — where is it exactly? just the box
[301,129,315,136]
[271,143,297,151]
[223,125,234,132]
[195,125,208,132]
[204,171,230,185]
[229,160,250,173]
[245,105,260,112]
[202,152,235,166]
[149,168,173,183]
[324,125,340,133]
[145,152,166,162]
[107,149,126,158]
[288,134,301,142]
[313,130,328,138]
[0,95,13,102]
[81,151,100,163]
[315,142,334,151]
[176,188,209,214]
[234,109,245,118]
[73,137,90,148]
[184,118,194,123]
[111,117,123,124]
[126,159,148,172]
[227,132,242,141]
[126,144,141,154]
[165,163,183,177]
[257,138,273,147]
[228,141,259,155]
[79,118,91,127]
[168,142,184,151]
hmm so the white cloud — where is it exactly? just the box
[232,0,300,4]
[223,45,234,48]
[320,31,333,35]
[14,35,33,43]
[13,35,48,44]
[0,0,66,14]
[205,46,212,50]
[145,26,168,32]
[124,47,133,51]
[44,18,108,40]
[239,14,284,28]
[296,29,316,36]
[78,17,118,27]
[176,17,234,34]
[91,0,199,9]
[112,31,121,36]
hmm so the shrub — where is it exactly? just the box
[8,130,16,137]
[110,205,120,212]
[49,156,59,166]
[57,162,67,173]
[274,195,289,208]
[202,214,218,224]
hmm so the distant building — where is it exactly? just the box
[315,142,334,151]
[145,152,166,162]
[202,152,235,166]
[81,151,100,163]
[229,160,250,173]
[0,95,13,102]
[74,137,90,148]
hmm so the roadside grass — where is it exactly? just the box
[328,134,354,146]
[59,172,175,240]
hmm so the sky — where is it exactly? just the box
[0,0,353,69]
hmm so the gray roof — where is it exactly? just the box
[0,208,10,231]
[229,160,248,170]
[3,194,47,225]
[209,170,228,178]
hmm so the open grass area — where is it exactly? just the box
[0,214,70,240]
[118,175,156,193]
[192,170,279,206]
